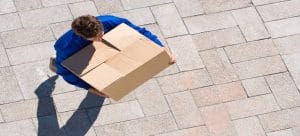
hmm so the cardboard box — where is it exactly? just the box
[62,23,171,101]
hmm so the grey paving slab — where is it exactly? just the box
[19,5,73,27]
[203,0,251,13]
[0,40,9,67]
[1,26,55,48]
[0,67,23,104]
[282,52,300,72]
[0,13,22,32]
[156,69,213,94]
[265,72,300,109]
[68,1,98,18]
[50,21,72,39]
[233,56,287,79]
[94,0,123,14]
[259,109,293,132]
[173,0,204,17]
[192,27,245,51]
[53,90,88,113]
[184,12,237,34]
[166,35,205,71]
[266,16,300,38]
[0,0,16,14]
[120,0,172,10]
[142,23,167,45]
[273,34,300,55]
[251,0,286,5]
[135,79,169,116]
[257,0,300,22]
[242,77,271,96]
[224,39,279,63]
[155,126,209,136]
[166,91,204,129]
[6,41,55,65]
[0,119,37,136]
[233,116,266,136]
[40,0,84,7]
[199,48,239,84]
[267,129,294,136]
[113,7,155,26]
[14,0,42,11]
[151,3,188,37]
[231,7,269,41]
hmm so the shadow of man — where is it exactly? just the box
[35,75,105,136]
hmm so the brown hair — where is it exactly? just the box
[71,15,103,39]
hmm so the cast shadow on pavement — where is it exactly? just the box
[35,75,105,136]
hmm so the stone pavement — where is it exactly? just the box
[0,0,300,135]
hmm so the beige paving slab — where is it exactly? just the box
[173,0,204,17]
[200,48,239,84]
[68,1,98,18]
[53,90,87,112]
[192,27,245,51]
[40,0,84,7]
[166,91,204,129]
[225,94,280,119]
[251,0,285,5]
[273,34,300,55]
[233,116,266,136]
[232,7,269,41]
[120,0,171,10]
[166,35,205,71]
[203,0,251,13]
[0,0,16,14]
[242,77,271,96]
[184,12,237,34]
[151,3,188,37]
[0,13,22,32]
[0,119,37,136]
[0,40,9,67]
[224,39,278,63]
[94,0,123,14]
[233,55,287,79]
[113,7,155,26]
[259,109,293,132]
[267,128,294,136]
[266,16,300,38]
[14,0,42,11]
[155,126,209,136]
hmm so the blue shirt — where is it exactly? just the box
[54,15,164,90]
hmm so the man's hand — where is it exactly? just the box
[88,87,109,98]
[163,46,176,65]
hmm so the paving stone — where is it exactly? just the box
[203,0,251,13]
[191,81,246,107]
[0,13,22,32]
[120,0,171,10]
[94,0,123,14]
[142,23,167,46]
[40,0,85,7]
[200,48,239,84]
[233,116,266,136]
[59,110,96,136]
[157,69,213,94]
[6,41,55,65]
[50,21,72,39]
[242,77,271,96]
[173,0,204,17]
[257,0,300,22]
[135,79,169,116]
[94,112,177,136]
[282,52,300,72]
[265,72,300,109]
[113,7,155,26]
[292,107,300,127]
[0,112,3,122]
[225,94,280,119]
[224,39,278,63]
[290,70,300,90]
[68,1,98,18]
[200,104,238,136]
[0,67,23,104]
[0,40,9,67]
[259,109,293,132]
[0,0,16,14]
[151,3,188,37]
[192,27,245,51]
[166,91,204,129]
[267,129,294,136]
[155,126,209,136]
[0,119,37,136]
[0,98,55,122]
[88,100,144,126]
[14,0,42,11]
[273,34,300,55]
[1,26,55,48]
[232,7,269,41]
[251,0,285,5]
[53,90,87,112]
[184,12,237,34]
[13,60,76,99]
[233,55,287,79]
[166,35,204,71]
[266,16,300,38]
[19,5,73,27]
[32,115,67,136]
[293,127,300,136]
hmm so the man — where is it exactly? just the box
[50,15,176,97]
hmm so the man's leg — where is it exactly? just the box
[49,57,57,73]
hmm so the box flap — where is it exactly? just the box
[81,63,123,91]
[62,41,119,76]
[102,23,144,51]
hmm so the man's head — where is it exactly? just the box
[71,15,104,41]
